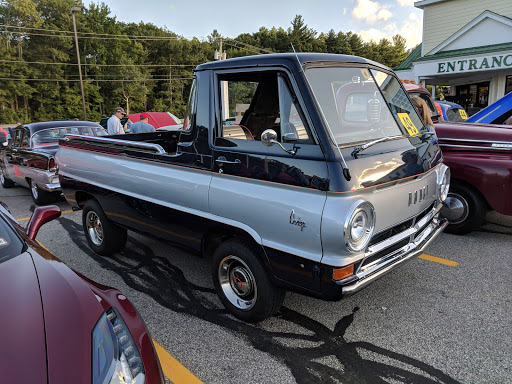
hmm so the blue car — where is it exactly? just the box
[437,100,468,122]
[466,91,512,124]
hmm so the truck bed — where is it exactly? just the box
[63,130,181,156]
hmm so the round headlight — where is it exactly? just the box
[344,201,375,253]
[437,164,451,202]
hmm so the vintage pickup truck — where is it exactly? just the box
[404,83,512,234]
[56,53,449,322]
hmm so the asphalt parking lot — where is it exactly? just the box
[2,186,511,384]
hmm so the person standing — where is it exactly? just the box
[129,112,155,133]
[107,107,126,135]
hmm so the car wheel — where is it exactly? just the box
[1,171,15,188]
[441,182,486,235]
[82,199,127,256]
[212,238,285,323]
[30,179,55,205]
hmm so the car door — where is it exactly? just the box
[4,128,27,185]
[209,69,329,292]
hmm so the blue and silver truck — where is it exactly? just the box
[56,53,450,322]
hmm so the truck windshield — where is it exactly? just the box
[305,66,427,146]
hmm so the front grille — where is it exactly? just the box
[359,203,437,272]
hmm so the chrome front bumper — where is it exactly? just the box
[339,204,448,296]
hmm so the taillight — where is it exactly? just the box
[48,157,56,171]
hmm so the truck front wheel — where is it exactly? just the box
[212,238,285,323]
[442,182,486,235]
[82,199,127,255]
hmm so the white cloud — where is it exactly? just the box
[169,4,176,10]
[397,0,415,6]
[399,13,423,48]
[356,12,422,49]
[343,8,347,15]
[358,27,390,42]
[352,0,393,24]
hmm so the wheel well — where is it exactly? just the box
[75,191,97,208]
[450,178,491,210]
[201,228,266,262]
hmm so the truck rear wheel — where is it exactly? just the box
[442,182,486,235]
[82,199,127,255]
[211,238,285,323]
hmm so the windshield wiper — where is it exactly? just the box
[351,135,405,159]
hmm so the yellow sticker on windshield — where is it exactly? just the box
[397,113,420,136]
[459,109,468,120]
[360,69,371,80]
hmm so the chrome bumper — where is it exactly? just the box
[340,212,448,296]
[42,181,61,192]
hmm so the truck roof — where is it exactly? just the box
[195,53,389,72]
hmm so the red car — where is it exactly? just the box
[404,83,512,234]
[0,202,164,383]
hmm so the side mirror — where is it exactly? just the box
[261,129,297,157]
[26,205,61,240]
[261,129,278,147]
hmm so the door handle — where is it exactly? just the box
[215,156,241,165]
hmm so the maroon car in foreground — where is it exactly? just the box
[404,83,512,234]
[0,202,164,383]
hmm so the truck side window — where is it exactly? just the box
[182,78,197,132]
[277,74,311,143]
[219,72,280,141]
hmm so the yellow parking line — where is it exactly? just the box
[418,253,459,267]
[18,209,74,222]
[153,339,203,384]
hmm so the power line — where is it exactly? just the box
[0,77,193,82]
[0,24,197,40]
[0,24,273,54]
[0,59,199,67]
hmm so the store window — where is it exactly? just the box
[506,75,512,95]
[455,81,490,115]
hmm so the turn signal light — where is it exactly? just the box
[333,264,354,281]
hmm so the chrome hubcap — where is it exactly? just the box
[218,255,256,310]
[86,211,103,246]
[441,193,469,224]
[31,180,38,199]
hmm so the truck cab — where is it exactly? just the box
[57,53,449,322]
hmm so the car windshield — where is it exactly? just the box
[304,66,428,146]
[0,215,25,264]
[31,126,107,147]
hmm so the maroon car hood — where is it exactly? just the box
[435,121,512,144]
[29,249,105,383]
[0,252,48,383]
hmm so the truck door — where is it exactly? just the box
[209,69,329,292]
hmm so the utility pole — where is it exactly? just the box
[71,7,86,120]
[169,56,172,109]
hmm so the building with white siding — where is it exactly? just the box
[394,0,512,115]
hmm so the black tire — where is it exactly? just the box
[82,199,127,255]
[29,178,56,205]
[211,238,285,323]
[441,182,487,235]
[1,170,15,188]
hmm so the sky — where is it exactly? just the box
[84,0,424,49]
